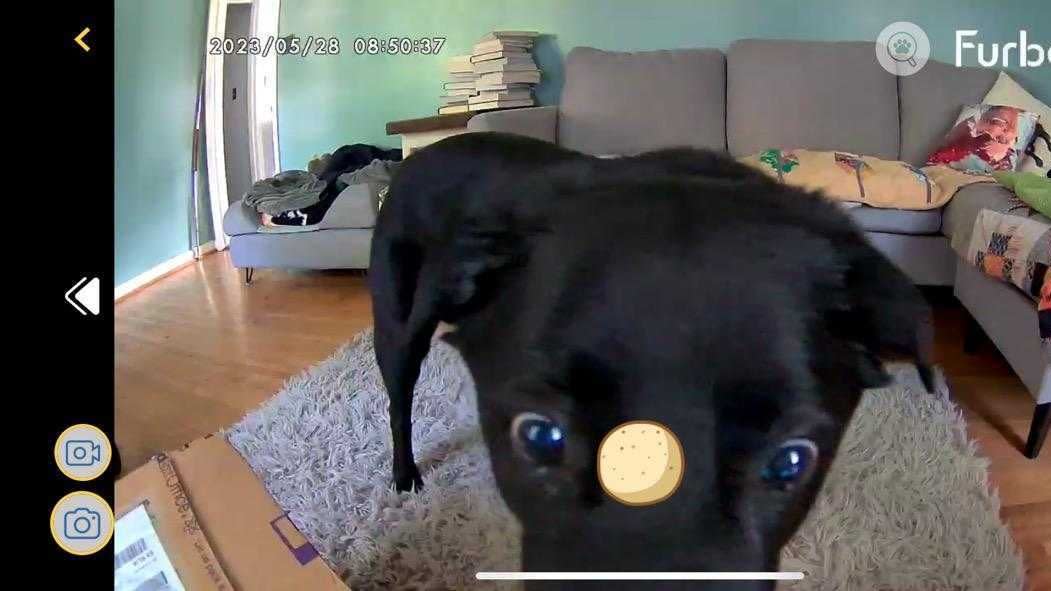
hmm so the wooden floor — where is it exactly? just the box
[116,251,1050,589]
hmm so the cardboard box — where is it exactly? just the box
[115,434,348,590]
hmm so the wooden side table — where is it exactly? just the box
[386,113,476,157]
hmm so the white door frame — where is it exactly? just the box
[248,0,281,183]
[205,0,280,251]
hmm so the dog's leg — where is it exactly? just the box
[371,239,439,492]
[375,314,437,492]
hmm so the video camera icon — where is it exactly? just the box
[54,424,112,481]
[66,440,102,466]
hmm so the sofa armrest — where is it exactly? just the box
[223,199,262,236]
[318,184,378,230]
[466,106,558,143]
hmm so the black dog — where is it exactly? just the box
[369,133,932,587]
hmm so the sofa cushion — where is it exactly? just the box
[943,182,1050,252]
[727,40,899,160]
[849,206,942,235]
[898,60,998,166]
[558,47,726,155]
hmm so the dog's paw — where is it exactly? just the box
[393,464,424,493]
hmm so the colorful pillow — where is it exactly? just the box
[739,149,992,210]
[926,104,1039,174]
[982,72,1050,179]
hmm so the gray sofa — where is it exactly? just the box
[466,40,1049,457]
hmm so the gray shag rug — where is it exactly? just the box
[225,330,1024,591]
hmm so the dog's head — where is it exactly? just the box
[441,174,932,587]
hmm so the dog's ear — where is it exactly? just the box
[436,200,545,322]
[827,239,935,393]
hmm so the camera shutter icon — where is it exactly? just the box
[51,492,113,555]
[64,508,101,539]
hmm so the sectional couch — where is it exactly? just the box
[467,40,1050,458]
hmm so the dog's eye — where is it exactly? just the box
[510,412,565,465]
[762,438,818,487]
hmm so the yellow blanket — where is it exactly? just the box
[740,149,994,210]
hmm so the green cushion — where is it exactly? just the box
[993,171,1051,217]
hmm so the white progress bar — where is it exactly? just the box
[477,572,804,581]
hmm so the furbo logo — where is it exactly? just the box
[877,23,1049,76]
[956,30,1049,68]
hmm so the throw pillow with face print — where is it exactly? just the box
[926,104,1039,174]
[982,72,1051,179]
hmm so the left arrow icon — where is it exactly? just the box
[66,277,100,316]
[75,27,90,52]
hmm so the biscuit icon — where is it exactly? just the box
[597,421,684,506]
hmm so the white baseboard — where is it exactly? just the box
[116,241,216,301]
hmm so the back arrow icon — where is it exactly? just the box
[66,277,101,316]
[75,27,91,52]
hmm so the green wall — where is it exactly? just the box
[278,0,1050,170]
[115,0,212,285]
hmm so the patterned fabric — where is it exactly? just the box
[833,152,870,199]
[757,149,800,182]
[926,104,1039,174]
[740,149,992,210]
[966,209,1051,341]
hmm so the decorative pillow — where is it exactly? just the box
[740,149,992,210]
[981,72,1050,178]
[926,103,1039,174]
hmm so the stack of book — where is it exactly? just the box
[437,31,541,115]
[438,55,476,115]
[469,31,540,112]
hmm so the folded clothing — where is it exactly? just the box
[270,145,402,226]
[740,149,993,210]
[337,159,400,189]
[271,159,401,227]
[242,170,326,215]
